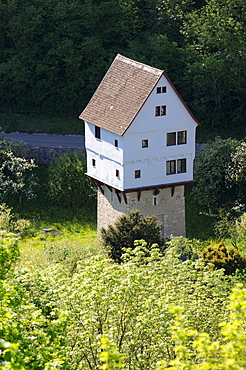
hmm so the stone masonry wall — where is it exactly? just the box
[26,146,86,164]
[98,185,186,239]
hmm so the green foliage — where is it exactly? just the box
[48,152,96,208]
[0,232,19,280]
[101,210,165,262]
[156,284,246,369]
[15,240,235,369]
[201,242,246,275]
[228,141,246,205]
[0,139,37,204]
[192,137,239,213]
[0,339,25,370]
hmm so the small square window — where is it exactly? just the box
[116,169,119,178]
[95,126,101,139]
[167,160,176,175]
[135,170,141,178]
[167,132,176,146]
[115,139,118,148]
[92,159,96,167]
[142,139,148,148]
[156,86,167,94]
[177,159,186,173]
[155,105,166,116]
[178,131,187,145]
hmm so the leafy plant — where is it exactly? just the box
[100,210,165,262]
[201,242,246,275]
[48,152,96,208]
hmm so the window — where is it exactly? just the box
[142,139,148,148]
[167,159,187,175]
[155,105,166,116]
[167,160,176,175]
[95,126,101,139]
[115,139,118,148]
[92,159,96,167]
[178,131,187,145]
[166,130,187,146]
[167,132,176,146]
[135,170,141,178]
[153,197,157,206]
[156,86,167,94]
[116,169,119,178]
[177,159,186,173]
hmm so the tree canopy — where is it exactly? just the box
[0,0,245,138]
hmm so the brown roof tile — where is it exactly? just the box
[79,54,163,136]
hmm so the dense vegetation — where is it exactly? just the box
[0,0,246,139]
[0,139,245,368]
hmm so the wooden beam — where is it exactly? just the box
[123,192,127,204]
[106,184,112,192]
[115,190,121,203]
[171,186,175,197]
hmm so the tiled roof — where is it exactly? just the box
[79,54,163,136]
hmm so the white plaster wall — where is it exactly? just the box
[85,121,124,189]
[123,74,197,189]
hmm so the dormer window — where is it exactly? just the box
[142,139,148,148]
[115,139,118,148]
[155,105,166,116]
[156,86,167,94]
[95,126,101,139]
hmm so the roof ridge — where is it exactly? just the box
[116,54,163,76]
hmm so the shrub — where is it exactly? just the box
[48,152,96,208]
[100,210,165,262]
[201,242,246,275]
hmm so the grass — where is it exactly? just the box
[9,163,102,269]
[0,113,84,135]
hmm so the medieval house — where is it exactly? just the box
[80,54,199,237]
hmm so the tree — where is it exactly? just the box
[182,0,246,136]
[192,137,239,213]
[48,151,96,208]
[0,139,37,204]
[101,210,165,262]
[228,142,246,206]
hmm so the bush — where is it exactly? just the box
[48,152,96,208]
[201,242,246,275]
[101,210,165,262]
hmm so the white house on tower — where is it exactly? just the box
[80,54,200,238]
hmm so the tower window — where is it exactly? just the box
[115,139,118,148]
[155,105,166,116]
[92,159,96,167]
[142,139,148,148]
[166,160,176,175]
[177,158,186,173]
[178,131,187,145]
[95,126,101,139]
[167,132,176,146]
[135,170,141,178]
[116,169,119,178]
[156,86,167,94]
